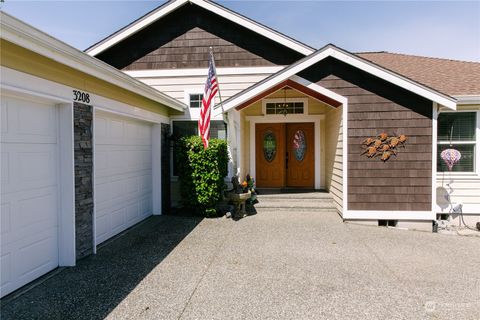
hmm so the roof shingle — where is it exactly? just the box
[356,52,480,96]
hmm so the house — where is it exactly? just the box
[1,0,479,298]
[86,0,480,224]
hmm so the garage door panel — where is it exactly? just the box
[110,207,126,235]
[94,112,153,245]
[95,214,110,241]
[126,203,140,223]
[1,97,57,144]
[17,233,57,278]
[1,144,57,193]
[1,97,59,298]
[1,187,58,246]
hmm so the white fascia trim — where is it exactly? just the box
[344,210,435,221]
[93,96,170,124]
[223,49,334,111]
[454,95,480,105]
[290,75,348,105]
[223,46,457,111]
[124,66,285,78]
[86,0,186,56]
[0,12,186,112]
[86,0,314,57]
[190,0,314,56]
[329,49,457,110]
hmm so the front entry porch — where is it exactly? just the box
[228,76,346,214]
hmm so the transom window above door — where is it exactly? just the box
[263,98,307,115]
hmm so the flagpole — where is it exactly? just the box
[209,47,224,113]
[209,46,238,175]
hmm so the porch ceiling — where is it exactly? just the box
[234,79,343,111]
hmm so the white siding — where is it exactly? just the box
[325,106,343,213]
[127,69,279,103]
[436,175,480,214]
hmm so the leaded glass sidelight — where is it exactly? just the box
[263,131,277,162]
[293,130,306,161]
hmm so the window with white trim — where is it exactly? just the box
[189,94,203,108]
[437,112,477,172]
[262,98,308,115]
[265,102,304,115]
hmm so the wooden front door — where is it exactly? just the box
[255,123,285,188]
[255,123,314,188]
[286,123,314,188]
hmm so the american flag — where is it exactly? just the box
[198,52,218,149]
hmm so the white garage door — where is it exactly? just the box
[94,111,153,245]
[1,96,59,298]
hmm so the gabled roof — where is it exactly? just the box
[357,52,480,97]
[235,76,345,111]
[222,44,457,111]
[1,11,186,112]
[85,0,315,57]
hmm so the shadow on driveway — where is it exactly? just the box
[1,215,202,320]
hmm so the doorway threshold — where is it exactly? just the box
[256,188,327,195]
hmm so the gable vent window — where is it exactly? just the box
[265,102,304,115]
[437,112,477,172]
[189,94,203,108]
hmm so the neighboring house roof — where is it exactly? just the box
[85,0,315,57]
[222,44,457,111]
[357,52,480,97]
[0,11,186,112]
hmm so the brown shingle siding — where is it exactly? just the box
[123,27,276,70]
[318,74,433,212]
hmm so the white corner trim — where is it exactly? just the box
[342,102,348,216]
[432,103,438,214]
[247,114,323,189]
[86,0,314,57]
[223,45,457,111]
[343,210,436,220]
[58,102,76,266]
[124,66,285,78]
[0,12,186,112]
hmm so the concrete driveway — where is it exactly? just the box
[1,210,479,320]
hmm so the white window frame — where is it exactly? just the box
[262,98,308,116]
[436,110,479,174]
[183,89,204,119]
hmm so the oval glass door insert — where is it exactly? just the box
[263,131,276,162]
[293,130,306,161]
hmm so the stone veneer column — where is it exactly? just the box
[161,123,171,214]
[73,102,94,259]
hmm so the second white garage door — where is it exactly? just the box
[94,111,153,245]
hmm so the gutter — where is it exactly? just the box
[0,11,186,112]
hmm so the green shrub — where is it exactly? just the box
[176,136,229,217]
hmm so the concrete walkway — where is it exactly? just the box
[1,210,479,320]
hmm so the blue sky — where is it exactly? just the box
[2,1,479,62]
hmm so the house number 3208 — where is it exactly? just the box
[73,90,91,104]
